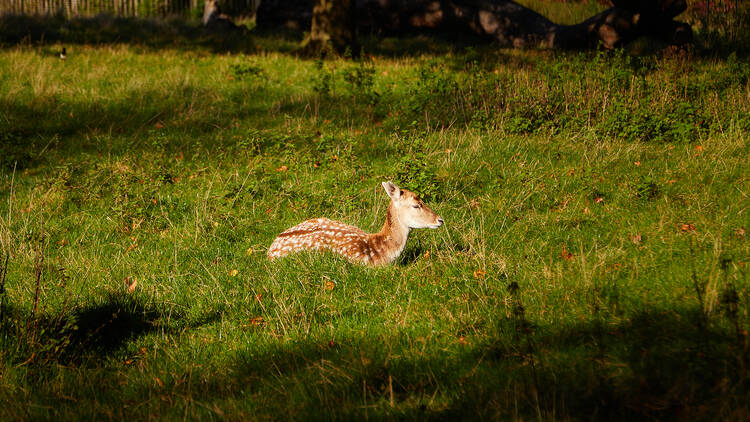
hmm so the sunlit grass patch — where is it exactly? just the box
[0,35,749,420]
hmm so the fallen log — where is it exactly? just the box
[257,0,692,50]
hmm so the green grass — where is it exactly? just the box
[0,28,749,420]
[516,0,608,25]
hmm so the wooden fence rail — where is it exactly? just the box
[0,0,258,18]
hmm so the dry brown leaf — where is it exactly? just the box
[125,242,138,254]
[680,223,696,233]
[229,269,239,277]
[325,280,335,291]
[276,165,288,172]
[473,269,486,279]
[212,405,225,418]
[561,245,574,261]
[125,277,138,293]
[631,234,642,244]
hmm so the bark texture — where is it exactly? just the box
[203,0,244,31]
[302,0,356,55]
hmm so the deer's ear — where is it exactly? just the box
[382,181,401,201]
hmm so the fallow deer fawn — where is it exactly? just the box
[267,181,444,266]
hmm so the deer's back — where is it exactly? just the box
[267,218,372,262]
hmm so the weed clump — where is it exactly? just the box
[341,58,379,106]
[0,131,35,171]
[634,175,661,200]
[599,99,708,143]
[229,61,263,81]
[391,128,440,202]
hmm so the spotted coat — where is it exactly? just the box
[266,182,443,266]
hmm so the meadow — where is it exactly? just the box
[0,7,749,420]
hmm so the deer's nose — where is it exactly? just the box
[437,218,444,226]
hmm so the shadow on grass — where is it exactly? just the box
[0,13,497,58]
[2,12,748,62]
[173,306,747,420]
[1,296,747,419]
[0,14,254,53]
[398,245,425,266]
[0,83,271,171]
[0,291,221,365]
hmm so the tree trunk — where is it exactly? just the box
[202,0,244,31]
[302,0,357,56]
[257,0,692,50]
[256,0,314,30]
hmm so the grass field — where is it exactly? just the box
[0,9,749,420]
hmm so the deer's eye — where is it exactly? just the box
[412,204,421,209]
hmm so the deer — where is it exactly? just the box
[267,181,444,266]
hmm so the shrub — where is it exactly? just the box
[341,58,379,106]
[598,99,707,143]
[391,129,440,202]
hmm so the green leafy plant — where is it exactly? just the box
[230,62,263,81]
[391,128,440,202]
[634,175,661,200]
[341,58,379,105]
[312,58,334,97]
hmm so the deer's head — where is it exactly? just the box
[382,181,444,229]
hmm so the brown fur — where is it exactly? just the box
[267,182,443,266]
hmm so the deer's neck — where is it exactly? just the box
[368,202,411,265]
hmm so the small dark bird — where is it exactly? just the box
[60,47,66,60]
